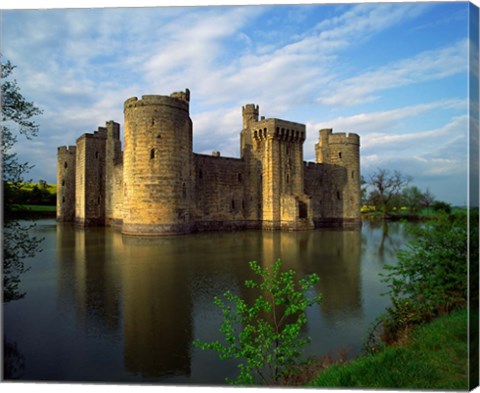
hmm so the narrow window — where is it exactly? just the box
[62,179,65,186]
[64,162,68,169]
[338,152,342,159]
[337,191,341,200]
[199,169,203,179]
[298,201,308,219]
[62,196,65,203]
[182,183,187,199]
[95,151,99,159]
[238,173,242,182]
[97,196,101,205]
[351,170,355,179]
[231,199,235,210]
[286,174,290,184]
[150,149,155,159]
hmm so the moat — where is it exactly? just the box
[4,219,408,384]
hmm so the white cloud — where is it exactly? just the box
[312,99,466,136]
[2,3,470,206]
[317,39,468,106]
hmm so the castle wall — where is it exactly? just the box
[111,162,124,226]
[192,153,250,231]
[122,92,194,235]
[58,91,361,234]
[75,131,107,226]
[57,146,76,221]
[314,129,361,225]
[240,104,262,223]
[104,121,122,225]
[250,118,312,230]
[304,162,348,226]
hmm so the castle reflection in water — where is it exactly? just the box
[56,224,362,380]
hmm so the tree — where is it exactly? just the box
[367,168,412,216]
[432,200,452,214]
[360,175,368,206]
[379,211,473,342]
[401,186,425,214]
[421,188,435,210]
[194,260,322,385]
[2,57,44,302]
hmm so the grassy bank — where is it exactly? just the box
[10,204,56,218]
[309,309,470,390]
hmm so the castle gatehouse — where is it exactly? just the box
[57,89,361,235]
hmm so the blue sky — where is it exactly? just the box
[1,1,477,206]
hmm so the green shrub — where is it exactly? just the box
[379,211,473,341]
[194,260,322,385]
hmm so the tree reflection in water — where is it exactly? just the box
[3,336,26,379]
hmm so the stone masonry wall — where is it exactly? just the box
[75,131,107,225]
[122,92,193,235]
[304,162,347,226]
[104,121,122,225]
[193,153,249,231]
[315,129,361,225]
[57,146,76,221]
[58,91,361,234]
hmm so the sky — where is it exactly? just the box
[1,0,478,206]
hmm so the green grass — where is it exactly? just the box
[12,204,56,212]
[309,309,470,390]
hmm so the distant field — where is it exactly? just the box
[17,182,57,195]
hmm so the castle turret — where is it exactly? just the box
[75,127,108,226]
[122,90,194,235]
[315,129,361,224]
[251,118,312,230]
[240,104,259,159]
[57,146,76,221]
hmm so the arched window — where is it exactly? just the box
[150,149,155,159]
[64,162,68,169]
[338,152,342,159]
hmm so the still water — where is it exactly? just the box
[4,219,407,384]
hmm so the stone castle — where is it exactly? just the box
[57,89,360,235]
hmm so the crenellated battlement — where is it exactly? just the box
[58,145,77,154]
[252,118,306,142]
[124,90,190,113]
[328,132,360,145]
[170,88,190,102]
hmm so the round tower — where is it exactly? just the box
[326,132,361,224]
[122,90,193,235]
